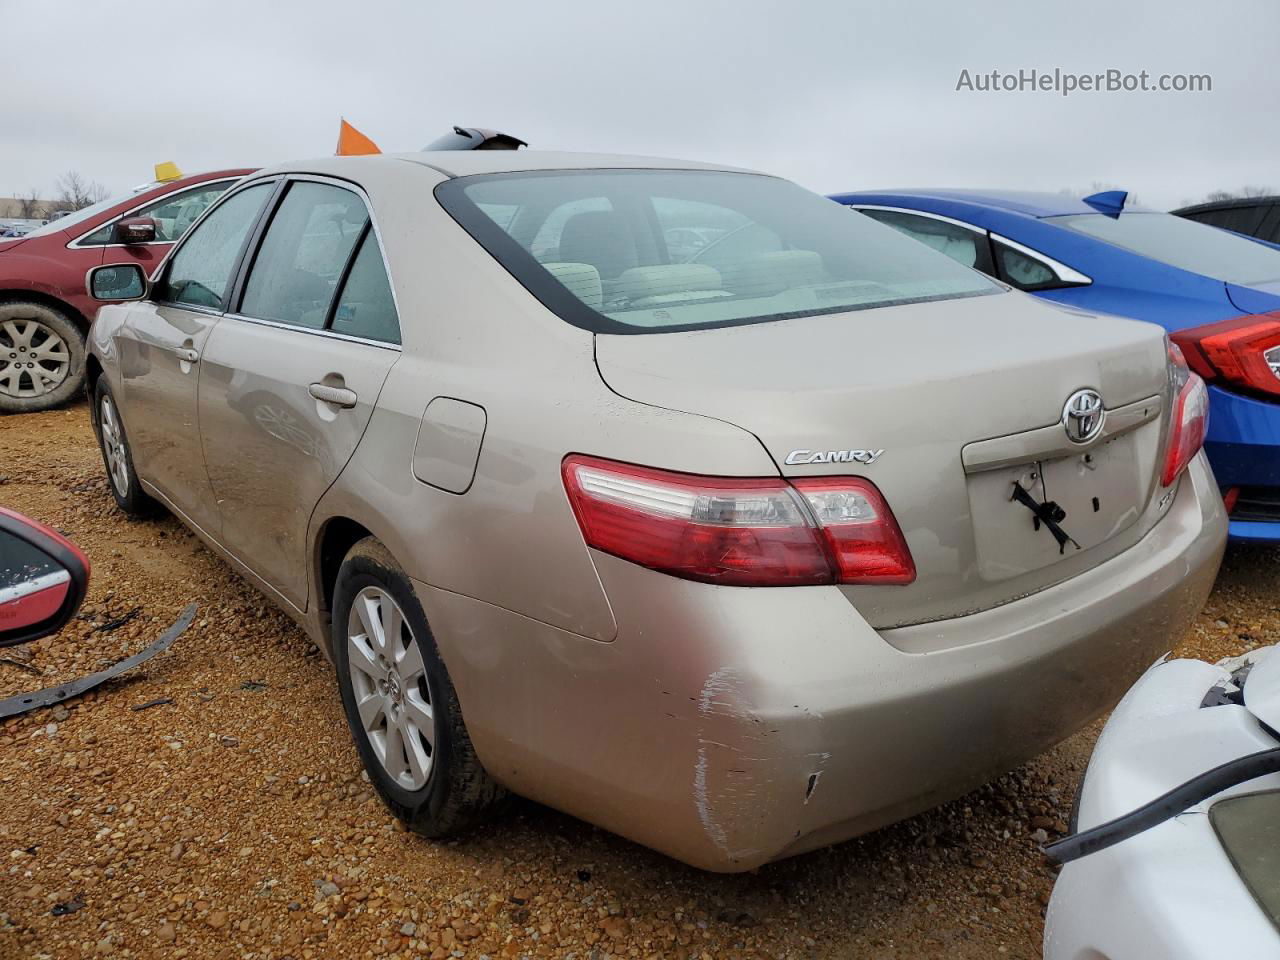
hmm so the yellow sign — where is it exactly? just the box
[154,161,183,183]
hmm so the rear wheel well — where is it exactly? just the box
[0,291,89,333]
[317,517,375,625]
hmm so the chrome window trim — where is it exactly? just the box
[988,231,1093,285]
[850,204,989,237]
[221,312,402,352]
[850,204,1093,287]
[66,177,242,250]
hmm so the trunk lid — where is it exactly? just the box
[595,291,1173,628]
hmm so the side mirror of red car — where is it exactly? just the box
[112,216,157,245]
[0,508,90,648]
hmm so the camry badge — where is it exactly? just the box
[1062,388,1105,444]
[785,448,884,466]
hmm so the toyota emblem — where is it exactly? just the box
[1062,388,1105,444]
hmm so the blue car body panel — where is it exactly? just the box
[832,189,1280,541]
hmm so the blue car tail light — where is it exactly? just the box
[1172,313,1280,399]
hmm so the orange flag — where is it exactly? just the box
[336,118,381,156]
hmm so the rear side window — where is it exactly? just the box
[859,209,994,274]
[992,241,1059,290]
[330,232,400,344]
[439,170,998,334]
[239,182,368,329]
[162,183,273,309]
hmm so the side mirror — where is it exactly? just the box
[112,216,157,245]
[87,263,149,302]
[0,508,90,648]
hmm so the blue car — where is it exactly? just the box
[830,188,1280,543]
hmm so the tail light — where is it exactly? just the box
[1223,486,1241,513]
[1161,343,1209,487]
[562,455,915,587]
[1170,313,1280,397]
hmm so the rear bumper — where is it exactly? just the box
[1204,384,1280,540]
[420,454,1226,871]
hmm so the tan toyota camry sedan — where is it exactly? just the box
[83,150,1226,871]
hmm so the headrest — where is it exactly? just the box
[557,210,636,279]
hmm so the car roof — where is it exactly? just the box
[832,188,1150,218]
[252,151,763,181]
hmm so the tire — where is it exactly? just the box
[332,538,506,836]
[0,300,86,414]
[93,378,157,517]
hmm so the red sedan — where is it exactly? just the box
[0,168,251,413]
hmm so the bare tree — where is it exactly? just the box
[1202,185,1275,203]
[54,170,109,211]
[16,189,44,220]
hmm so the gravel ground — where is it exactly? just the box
[1,402,1277,960]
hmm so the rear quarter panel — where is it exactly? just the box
[309,160,779,645]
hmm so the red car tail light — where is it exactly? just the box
[790,477,917,584]
[562,455,915,586]
[1170,313,1280,398]
[1161,343,1209,487]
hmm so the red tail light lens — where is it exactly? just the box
[1161,344,1209,487]
[562,455,915,587]
[791,477,917,584]
[1170,313,1280,398]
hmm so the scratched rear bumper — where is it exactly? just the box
[416,454,1225,872]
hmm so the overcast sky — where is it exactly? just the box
[3,0,1277,210]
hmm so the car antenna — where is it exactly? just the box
[1082,189,1128,218]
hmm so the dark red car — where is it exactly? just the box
[0,169,252,413]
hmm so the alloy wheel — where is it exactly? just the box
[0,318,70,399]
[346,585,436,790]
[99,394,130,497]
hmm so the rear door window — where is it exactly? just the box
[238,182,368,329]
[859,209,994,274]
[161,182,274,310]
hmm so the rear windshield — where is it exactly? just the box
[436,170,998,334]
[1052,211,1280,285]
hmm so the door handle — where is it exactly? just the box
[176,347,199,363]
[308,382,358,409]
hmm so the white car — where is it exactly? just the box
[1044,646,1280,958]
